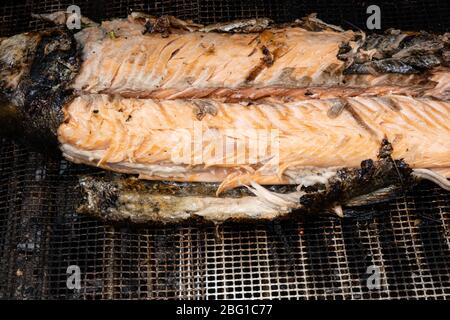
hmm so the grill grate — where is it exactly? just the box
[0,0,449,300]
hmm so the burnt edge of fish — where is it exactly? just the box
[32,11,351,36]
[131,12,336,34]
[0,27,80,152]
[298,139,413,213]
[76,140,415,225]
[339,30,449,74]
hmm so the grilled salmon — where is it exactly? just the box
[70,14,449,101]
[0,12,449,223]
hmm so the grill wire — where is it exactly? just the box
[0,0,449,300]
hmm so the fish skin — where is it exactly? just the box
[58,94,450,193]
[0,33,41,92]
[198,18,273,33]
[76,175,304,224]
[0,28,80,150]
[339,30,449,75]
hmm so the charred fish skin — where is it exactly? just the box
[76,175,298,224]
[298,139,413,214]
[0,28,80,151]
[76,176,301,224]
[339,30,449,75]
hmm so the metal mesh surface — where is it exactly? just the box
[0,0,449,300]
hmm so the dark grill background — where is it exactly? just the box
[0,0,449,299]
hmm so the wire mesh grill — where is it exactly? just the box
[0,0,449,300]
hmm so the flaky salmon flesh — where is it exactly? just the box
[0,12,449,222]
[58,94,450,194]
[70,14,449,101]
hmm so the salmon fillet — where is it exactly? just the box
[71,15,449,101]
[58,94,450,193]
[73,22,354,92]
